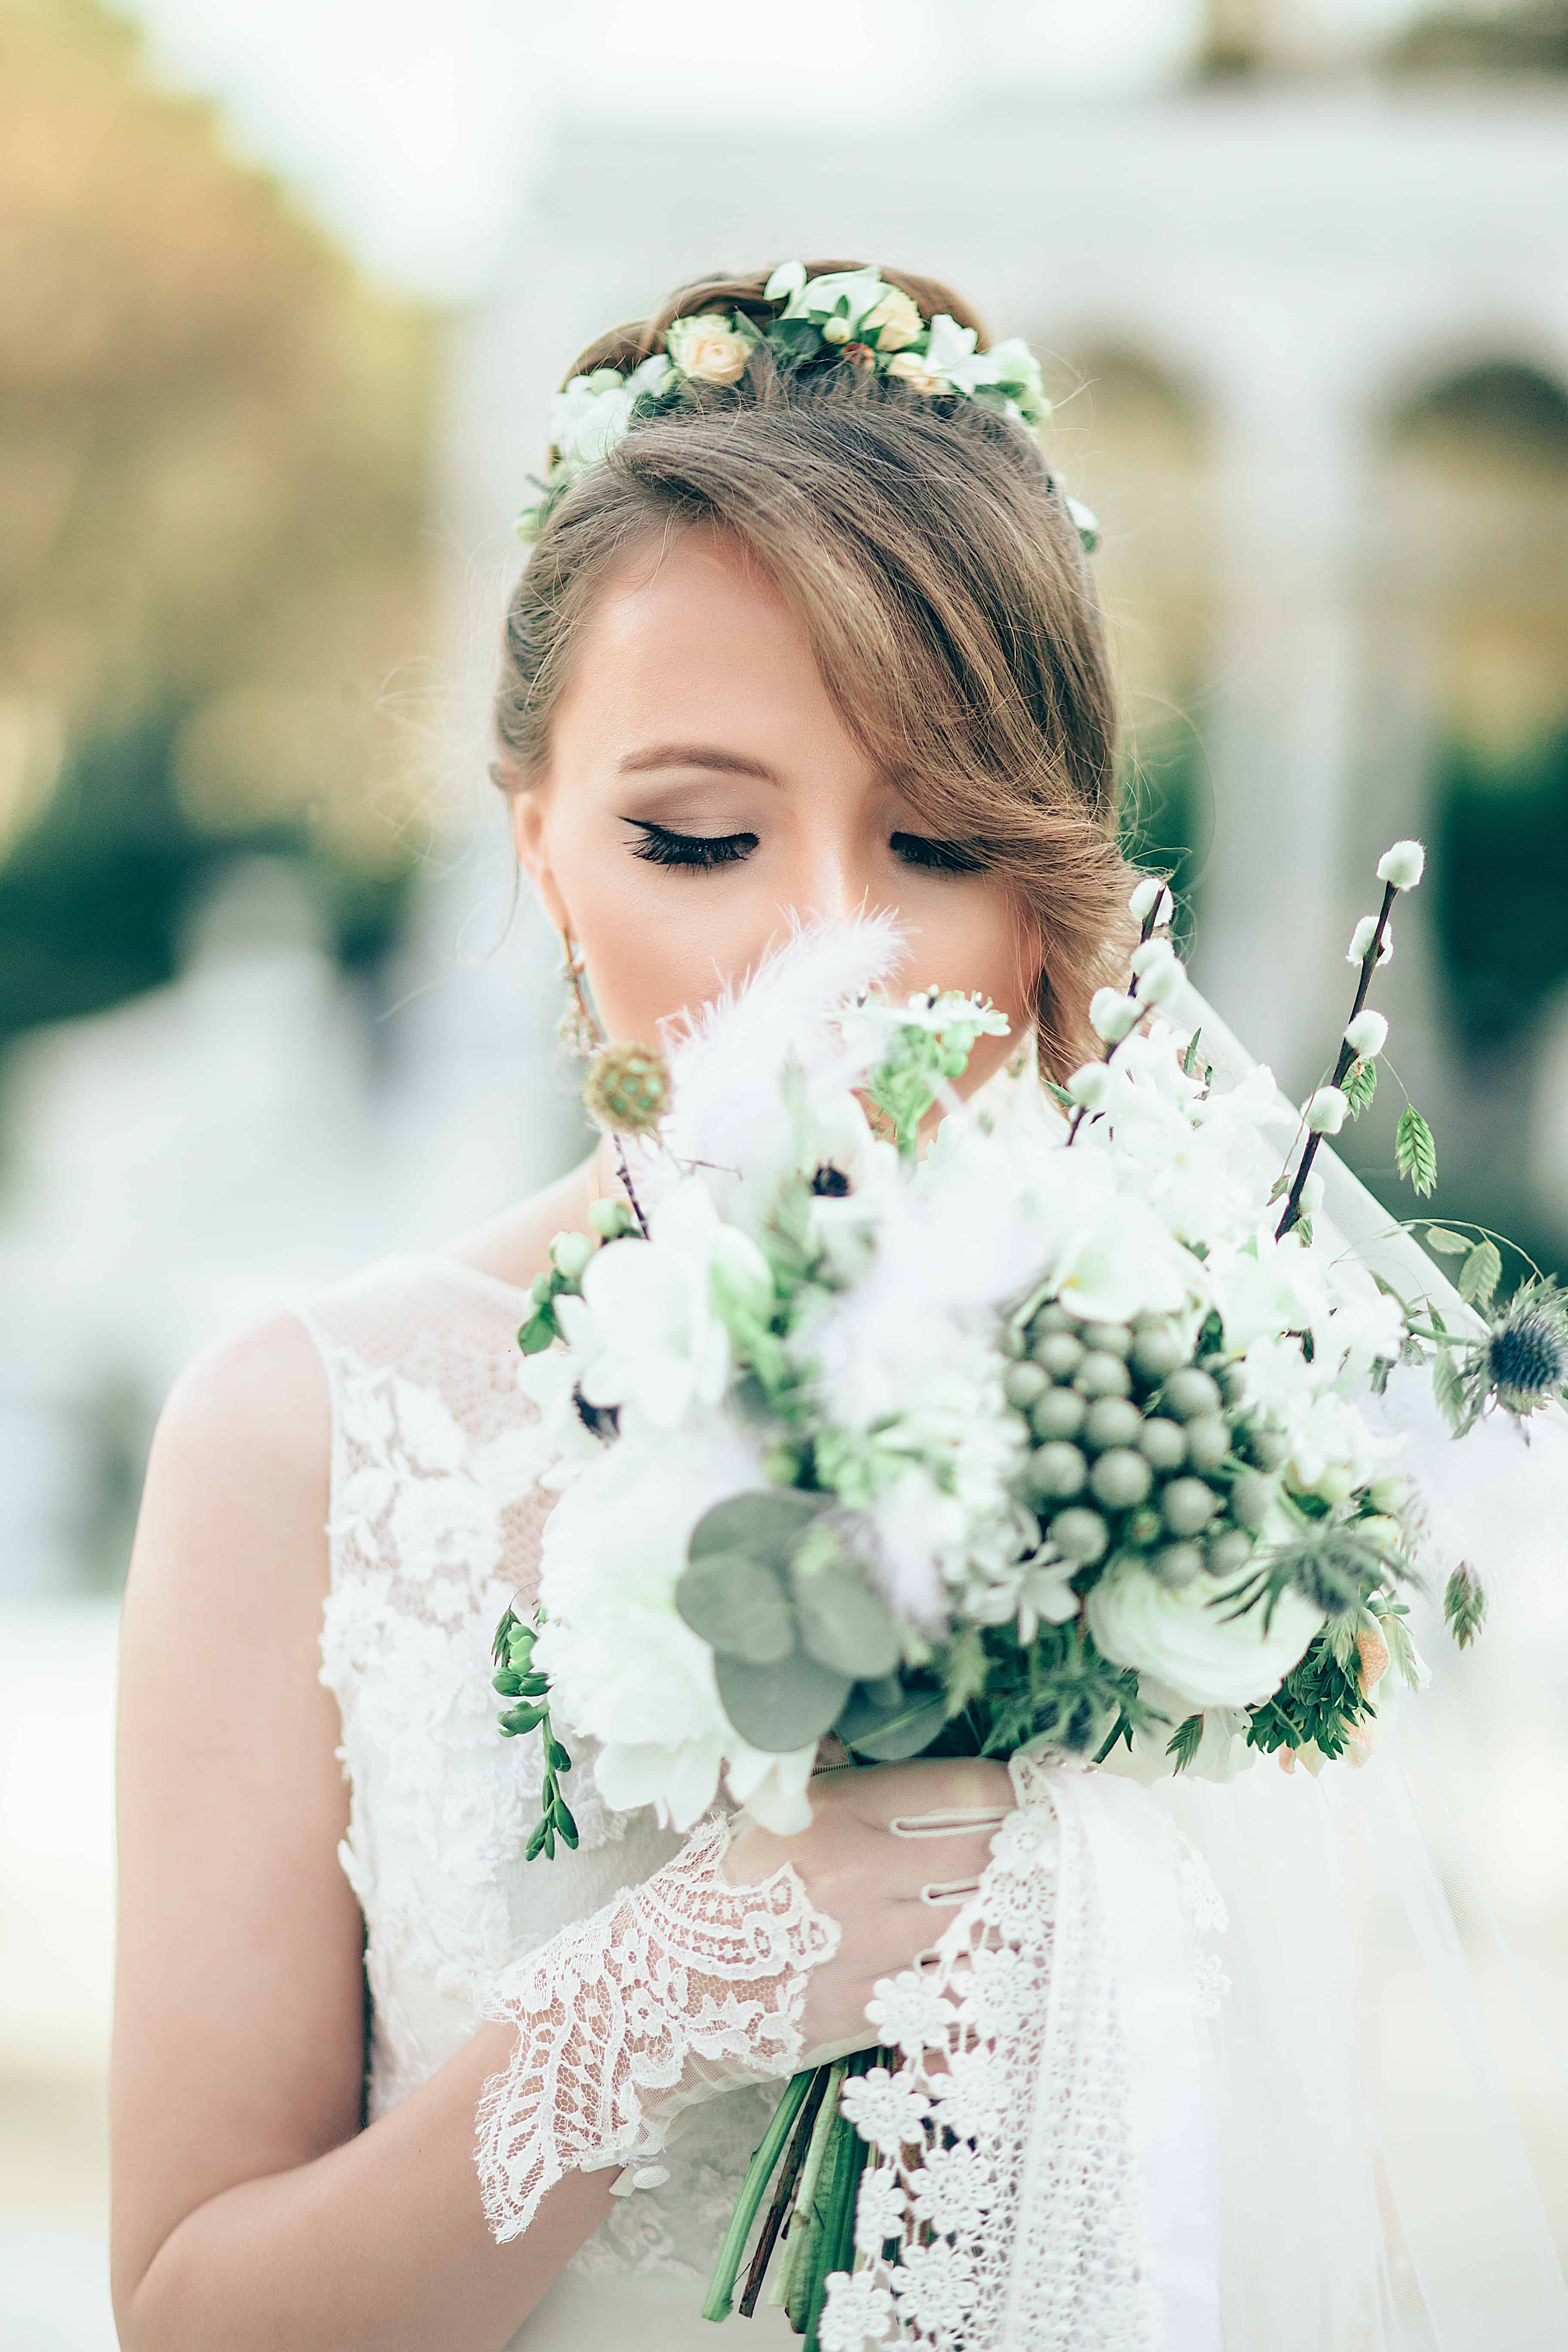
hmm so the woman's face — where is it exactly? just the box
[514,525,1036,1093]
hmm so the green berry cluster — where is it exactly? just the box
[1005,1304,1276,1590]
[492,1607,577,1859]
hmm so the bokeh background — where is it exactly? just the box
[3,1,1567,2342]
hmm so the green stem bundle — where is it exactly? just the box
[701,2049,886,2338]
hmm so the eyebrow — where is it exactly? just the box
[617,743,780,783]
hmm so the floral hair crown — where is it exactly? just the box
[516,259,1099,553]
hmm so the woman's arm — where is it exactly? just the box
[110,1313,619,2352]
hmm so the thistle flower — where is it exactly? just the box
[583,1041,671,1135]
[1377,839,1426,891]
[1478,1280,1568,1417]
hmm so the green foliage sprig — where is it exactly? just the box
[492,1608,577,1859]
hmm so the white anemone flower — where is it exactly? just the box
[573,1179,770,1430]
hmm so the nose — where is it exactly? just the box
[776,829,873,934]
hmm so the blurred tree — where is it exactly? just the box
[1387,1,1568,73]
[0,0,437,1041]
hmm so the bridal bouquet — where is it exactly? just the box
[489,847,1566,2346]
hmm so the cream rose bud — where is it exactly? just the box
[1090,988,1141,1045]
[1343,1009,1388,1059]
[821,317,851,346]
[1306,1086,1349,1135]
[665,313,751,385]
[1066,1062,1110,1109]
[1128,876,1174,927]
[1376,838,1426,891]
[863,287,924,350]
[885,351,944,394]
[1347,916,1393,968]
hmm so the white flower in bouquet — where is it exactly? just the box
[570,1179,771,1430]
[1085,1551,1324,1710]
[514,1342,605,1490]
[535,1416,818,1832]
[644,916,902,1236]
[1204,1228,1332,1355]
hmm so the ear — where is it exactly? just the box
[510,783,570,937]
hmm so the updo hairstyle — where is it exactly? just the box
[493,260,1131,1076]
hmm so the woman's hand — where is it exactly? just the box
[724,1755,1014,2058]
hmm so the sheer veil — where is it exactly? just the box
[1153,976,1568,2351]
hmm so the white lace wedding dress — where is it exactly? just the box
[298,1250,800,2350]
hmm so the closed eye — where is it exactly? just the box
[890,832,986,875]
[624,819,759,870]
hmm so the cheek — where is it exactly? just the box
[551,839,784,1047]
[883,886,1040,1090]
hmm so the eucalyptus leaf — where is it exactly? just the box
[715,1643,852,1752]
[790,1558,900,1680]
[676,1551,794,1665]
[835,1678,949,1761]
[689,1490,824,1571]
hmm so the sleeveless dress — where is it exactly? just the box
[297,1252,798,2350]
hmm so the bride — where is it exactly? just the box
[108,260,1565,2352]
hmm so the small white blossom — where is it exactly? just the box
[1089,988,1141,1045]
[1128,876,1174,926]
[1130,935,1175,979]
[1377,838,1426,890]
[1343,1010,1388,1060]
[1137,956,1185,1010]
[1306,1087,1349,1135]
[1347,915,1393,968]
[549,1228,593,1281]
[1299,1170,1326,1216]
[1065,1061,1110,1109]
[839,2066,931,2153]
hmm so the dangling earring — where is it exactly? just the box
[557,934,603,1060]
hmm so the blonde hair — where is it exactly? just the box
[493,261,1130,1075]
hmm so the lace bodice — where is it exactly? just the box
[297,1253,793,2339]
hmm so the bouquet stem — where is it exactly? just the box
[702,2049,885,2335]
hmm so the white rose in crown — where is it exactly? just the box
[666,312,753,386]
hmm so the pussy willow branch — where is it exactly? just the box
[1275,878,1396,1241]
[1063,894,1166,1150]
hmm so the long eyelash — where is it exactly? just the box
[625,820,758,870]
[891,831,985,875]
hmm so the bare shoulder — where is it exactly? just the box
[149,1309,330,1530]
[127,1310,331,1656]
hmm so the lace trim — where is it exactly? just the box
[824,1758,1153,2352]
[475,1816,840,2245]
